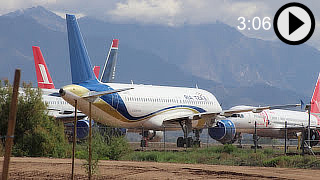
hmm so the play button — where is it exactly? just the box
[289,12,304,35]
[274,2,315,45]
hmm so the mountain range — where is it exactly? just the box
[0,6,318,108]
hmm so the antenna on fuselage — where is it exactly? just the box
[131,80,134,85]
[195,84,198,89]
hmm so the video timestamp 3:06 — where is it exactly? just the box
[237,16,272,31]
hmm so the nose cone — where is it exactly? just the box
[59,88,66,96]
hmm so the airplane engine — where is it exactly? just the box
[147,130,163,142]
[208,120,236,144]
[76,119,90,139]
[305,129,320,147]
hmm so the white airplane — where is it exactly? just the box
[209,74,320,146]
[32,43,118,138]
[59,14,299,147]
[32,46,85,121]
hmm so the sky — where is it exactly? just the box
[1,0,320,49]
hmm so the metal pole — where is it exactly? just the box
[163,126,166,151]
[308,103,311,147]
[71,100,77,180]
[284,121,287,154]
[206,128,209,149]
[254,121,257,153]
[302,128,305,156]
[88,102,92,180]
[2,69,20,180]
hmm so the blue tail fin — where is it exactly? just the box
[100,39,119,83]
[66,14,97,84]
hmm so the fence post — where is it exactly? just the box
[308,103,311,147]
[284,121,287,155]
[302,128,305,156]
[206,128,209,149]
[2,69,20,180]
[71,100,78,180]
[163,125,166,151]
[88,102,92,180]
[254,121,257,153]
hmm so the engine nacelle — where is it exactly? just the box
[208,120,236,144]
[305,129,320,147]
[147,130,163,142]
[76,120,91,139]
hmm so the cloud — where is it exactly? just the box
[108,0,269,26]
[109,0,181,26]
[1,0,320,49]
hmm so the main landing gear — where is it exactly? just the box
[251,133,262,149]
[140,130,148,147]
[176,120,201,148]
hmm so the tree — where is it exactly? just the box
[0,81,70,157]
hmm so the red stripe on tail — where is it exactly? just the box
[311,73,320,114]
[93,66,100,79]
[112,39,119,48]
[32,46,55,89]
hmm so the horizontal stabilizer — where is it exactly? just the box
[82,87,133,102]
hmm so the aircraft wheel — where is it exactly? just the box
[177,137,184,147]
[186,137,193,148]
[140,139,147,147]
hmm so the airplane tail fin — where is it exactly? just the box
[66,14,98,84]
[100,39,119,83]
[32,46,55,89]
[311,73,320,113]
[93,66,100,79]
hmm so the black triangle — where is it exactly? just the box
[289,11,304,35]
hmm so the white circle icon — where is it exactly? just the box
[274,3,315,45]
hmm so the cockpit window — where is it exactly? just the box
[230,114,244,118]
[231,114,240,117]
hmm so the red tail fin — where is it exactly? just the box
[311,73,320,113]
[32,46,55,89]
[93,66,100,79]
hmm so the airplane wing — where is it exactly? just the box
[162,103,301,127]
[163,111,221,128]
[221,103,301,117]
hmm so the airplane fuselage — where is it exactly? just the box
[228,107,320,138]
[61,82,222,130]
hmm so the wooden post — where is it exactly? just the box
[254,121,257,153]
[88,102,92,180]
[163,125,166,151]
[2,69,21,180]
[71,100,78,180]
[284,121,287,154]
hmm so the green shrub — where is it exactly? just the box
[0,82,70,157]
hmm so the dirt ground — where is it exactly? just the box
[0,157,319,179]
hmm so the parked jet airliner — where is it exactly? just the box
[209,74,320,146]
[59,14,299,147]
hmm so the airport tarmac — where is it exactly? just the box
[0,157,319,179]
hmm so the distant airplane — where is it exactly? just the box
[59,14,299,147]
[32,46,86,120]
[100,39,118,83]
[209,74,320,147]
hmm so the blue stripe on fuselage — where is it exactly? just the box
[78,82,206,121]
